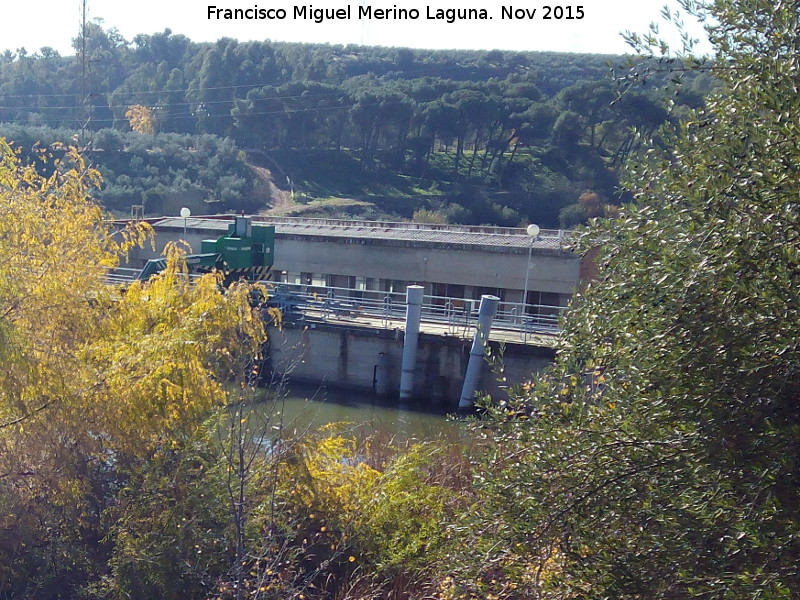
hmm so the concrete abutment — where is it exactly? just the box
[265,320,555,408]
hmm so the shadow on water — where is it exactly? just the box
[253,382,463,443]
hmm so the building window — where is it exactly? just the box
[525,291,561,326]
[388,280,410,294]
[431,283,466,299]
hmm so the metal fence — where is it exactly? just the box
[105,267,142,285]
[266,283,563,340]
[105,267,204,285]
[106,271,563,342]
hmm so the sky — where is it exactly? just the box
[7,0,710,57]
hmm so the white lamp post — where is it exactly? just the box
[180,207,191,238]
[521,224,540,316]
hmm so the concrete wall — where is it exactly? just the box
[266,321,555,409]
[275,236,579,296]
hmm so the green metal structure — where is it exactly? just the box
[138,216,275,284]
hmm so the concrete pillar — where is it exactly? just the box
[399,285,424,400]
[458,295,500,409]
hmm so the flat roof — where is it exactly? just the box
[146,215,571,254]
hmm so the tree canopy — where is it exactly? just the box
[455,0,800,597]
[0,34,709,226]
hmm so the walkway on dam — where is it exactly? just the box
[108,268,563,347]
[269,283,561,347]
[297,308,559,348]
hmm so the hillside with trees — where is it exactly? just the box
[0,31,711,226]
[1,0,798,598]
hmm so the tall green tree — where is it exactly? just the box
[456,1,800,598]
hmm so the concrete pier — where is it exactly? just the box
[265,319,555,408]
[399,285,424,400]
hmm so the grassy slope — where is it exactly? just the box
[251,148,549,224]
[250,149,447,220]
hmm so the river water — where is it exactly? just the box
[253,382,460,443]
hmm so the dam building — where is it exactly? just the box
[119,215,590,405]
[124,215,586,314]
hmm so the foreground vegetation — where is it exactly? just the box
[2,0,799,598]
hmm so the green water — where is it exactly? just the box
[253,383,461,443]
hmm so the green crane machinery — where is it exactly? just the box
[137,216,275,285]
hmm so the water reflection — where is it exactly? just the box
[253,382,460,443]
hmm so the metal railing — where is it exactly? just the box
[105,267,142,285]
[105,270,563,342]
[266,283,563,341]
[105,267,206,285]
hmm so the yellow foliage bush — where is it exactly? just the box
[279,424,462,576]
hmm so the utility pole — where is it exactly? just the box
[78,0,91,148]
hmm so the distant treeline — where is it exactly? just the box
[0,124,257,216]
[0,26,714,225]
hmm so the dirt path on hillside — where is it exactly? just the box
[249,162,293,214]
